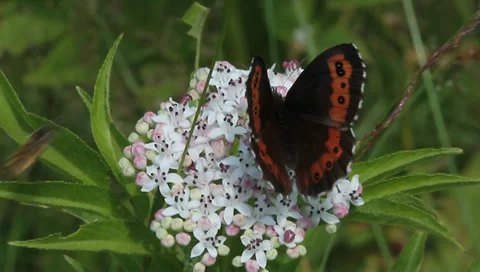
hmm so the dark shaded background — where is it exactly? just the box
[1,0,479,271]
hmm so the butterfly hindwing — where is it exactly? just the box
[292,120,355,196]
[285,44,366,127]
[246,57,292,195]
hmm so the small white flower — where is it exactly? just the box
[207,112,247,142]
[273,224,304,248]
[190,227,226,258]
[271,191,302,227]
[303,196,340,226]
[155,98,196,129]
[213,181,252,225]
[221,145,262,181]
[240,231,273,268]
[140,163,183,195]
[185,158,217,191]
[243,195,276,229]
[329,175,364,207]
[163,186,197,219]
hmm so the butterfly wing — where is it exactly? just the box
[292,119,355,196]
[285,44,366,127]
[246,57,292,195]
[0,125,55,180]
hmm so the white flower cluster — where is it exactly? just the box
[119,60,364,271]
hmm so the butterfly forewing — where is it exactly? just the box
[285,44,366,127]
[246,57,292,195]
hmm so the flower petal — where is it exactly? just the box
[321,212,340,225]
[162,206,179,216]
[241,249,255,263]
[190,242,205,258]
[255,250,267,268]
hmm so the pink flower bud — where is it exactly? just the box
[245,260,260,272]
[161,234,175,248]
[133,155,147,169]
[123,145,132,158]
[198,218,213,231]
[196,81,206,93]
[143,111,157,125]
[154,208,166,221]
[201,253,216,266]
[131,141,145,156]
[253,223,266,235]
[266,226,277,238]
[135,172,149,186]
[233,214,247,227]
[175,232,191,246]
[333,202,349,218]
[225,224,240,236]
[286,247,300,259]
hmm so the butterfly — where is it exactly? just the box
[0,125,56,180]
[246,44,366,196]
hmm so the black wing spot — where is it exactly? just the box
[337,96,345,104]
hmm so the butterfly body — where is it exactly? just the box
[246,44,366,196]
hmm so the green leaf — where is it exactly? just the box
[0,71,34,137]
[91,34,136,194]
[347,198,463,250]
[392,232,427,272]
[181,2,210,39]
[76,86,129,156]
[351,148,462,184]
[387,193,438,220]
[364,174,480,202]
[0,181,128,218]
[28,114,110,188]
[9,219,154,255]
[0,71,109,187]
[76,86,93,111]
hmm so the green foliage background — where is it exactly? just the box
[0,0,479,271]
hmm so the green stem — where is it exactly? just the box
[402,0,479,254]
[372,224,392,270]
[319,231,338,272]
[194,30,202,71]
[177,1,231,173]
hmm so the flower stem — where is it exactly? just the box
[194,27,202,71]
[177,1,232,174]
[319,231,337,271]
